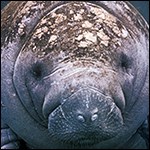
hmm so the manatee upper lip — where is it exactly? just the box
[46,86,124,147]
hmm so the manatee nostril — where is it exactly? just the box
[77,114,85,123]
[76,112,98,123]
[91,114,98,121]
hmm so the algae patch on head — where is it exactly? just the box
[23,2,129,65]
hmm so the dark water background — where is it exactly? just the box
[1,1,149,23]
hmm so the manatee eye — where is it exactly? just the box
[32,63,42,79]
[120,53,132,71]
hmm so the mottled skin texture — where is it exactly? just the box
[1,1,149,149]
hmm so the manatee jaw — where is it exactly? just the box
[44,88,124,146]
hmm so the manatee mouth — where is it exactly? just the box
[56,131,102,147]
[44,87,124,146]
[52,130,115,147]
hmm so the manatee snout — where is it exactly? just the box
[43,87,124,145]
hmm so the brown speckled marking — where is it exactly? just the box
[16,1,45,37]
[1,1,59,46]
[22,2,130,65]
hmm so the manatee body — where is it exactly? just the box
[1,1,149,149]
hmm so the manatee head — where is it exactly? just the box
[3,1,148,149]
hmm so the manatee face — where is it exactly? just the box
[1,1,149,149]
[12,2,136,146]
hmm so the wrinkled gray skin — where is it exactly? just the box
[1,1,149,149]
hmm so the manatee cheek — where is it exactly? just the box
[43,88,124,145]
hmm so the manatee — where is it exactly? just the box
[1,1,149,149]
